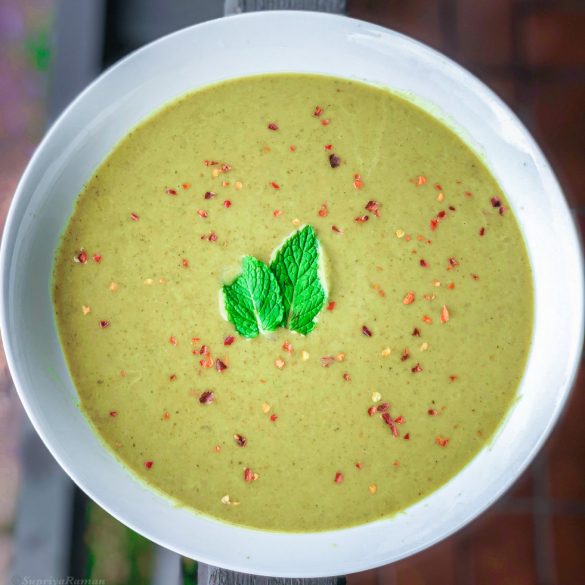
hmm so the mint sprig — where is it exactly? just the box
[270,225,327,335]
[222,256,284,338]
[222,225,328,338]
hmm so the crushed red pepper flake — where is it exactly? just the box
[419,259,428,268]
[269,413,278,422]
[353,174,364,189]
[401,348,410,361]
[224,335,235,346]
[204,160,219,166]
[324,144,333,150]
[448,257,459,267]
[199,390,215,404]
[367,406,377,416]
[234,434,247,447]
[331,225,343,234]
[326,301,336,311]
[270,181,280,190]
[382,412,400,438]
[479,227,486,236]
[289,145,296,152]
[377,403,390,413]
[320,356,336,368]
[165,187,177,196]
[491,196,502,208]
[355,462,363,470]
[215,359,228,372]
[403,291,415,305]
[75,250,88,264]
[313,105,323,117]
[343,372,351,381]
[428,408,438,416]
[267,122,279,131]
[334,472,344,484]
[282,341,293,353]
[362,325,372,337]
[169,335,178,346]
[182,258,189,268]
[354,215,369,223]
[318,203,329,217]
[440,305,450,324]
[273,209,283,217]
[99,320,110,329]
[321,118,330,126]
[415,175,427,186]
[365,200,381,217]
[204,191,215,199]
[436,436,450,447]
[130,212,139,221]
[449,375,458,382]
[244,467,259,482]
[200,355,213,368]
[223,200,232,208]
[197,209,208,219]
[182,183,191,190]
[422,315,433,324]
[411,363,423,373]
[92,254,102,263]
[412,327,421,337]
[447,282,455,290]
[169,374,177,381]
[471,273,480,281]
[109,410,118,417]
[144,461,154,469]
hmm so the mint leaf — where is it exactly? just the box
[270,225,327,335]
[223,256,284,338]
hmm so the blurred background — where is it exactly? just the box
[0,1,583,584]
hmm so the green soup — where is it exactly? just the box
[52,74,533,532]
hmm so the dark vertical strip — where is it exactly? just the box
[67,487,89,579]
[440,0,459,58]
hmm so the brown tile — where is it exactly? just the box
[507,468,534,499]
[347,0,443,51]
[347,568,379,585]
[531,81,585,208]
[521,9,585,67]
[547,364,585,502]
[477,74,519,112]
[468,511,538,585]
[552,515,585,585]
[457,0,513,66]
[393,537,456,585]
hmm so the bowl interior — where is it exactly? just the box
[1,11,583,578]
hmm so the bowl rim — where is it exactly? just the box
[1,10,584,577]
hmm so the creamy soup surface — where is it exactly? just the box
[53,74,533,532]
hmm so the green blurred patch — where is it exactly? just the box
[24,28,51,71]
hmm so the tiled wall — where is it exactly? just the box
[345,1,585,584]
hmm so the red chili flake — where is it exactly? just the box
[334,472,344,484]
[182,258,189,268]
[130,212,139,221]
[403,291,415,305]
[324,144,333,150]
[165,187,177,196]
[404,433,410,440]
[490,196,502,208]
[204,191,215,200]
[353,174,364,190]
[449,375,458,382]
[464,190,473,197]
[109,410,118,417]
[428,408,438,416]
[182,183,191,190]
[430,219,438,231]
[282,341,293,353]
[437,210,447,219]
[200,355,213,368]
[448,257,459,267]
[204,160,219,166]
[326,301,336,311]
[412,327,421,337]
[471,273,480,281]
[415,175,427,186]
[499,206,506,215]
[224,336,235,346]
[355,215,369,223]
[343,372,351,381]
[331,225,343,234]
[435,436,450,447]
[215,359,227,372]
[367,406,377,417]
[318,203,329,217]
[220,163,232,173]
[99,320,110,329]
[90,254,101,264]
[365,200,380,214]
[270,181,280,190]
[273,209,283,217]
[440,305,450,324]
[377,402,390,413]
[355,462,363,470]
[289,145,296,152]
[382,412,399,438]
[199,345,210,355]
[269,413,278,422]
[422,315,433,324]
[434,183,443,191]
[313,105,323,117]
[449,205,456,212]
[169,335,178,346]
[199,390,215,404]
[420,259,430,269]
[223,200,232,208]
[244,467,256,482]
[320,356,336,368]
[479,227,486,236]
[362,325,372,337]
[321,118,330,126]
[169,374,177,381]
[197,209,208,219]
[447,282,455,290]
[209,231,218,242]
[411,363,423,373]
[329,154,341,168]
[401,348,410,361]
[75,250,88,264]
[234,434,247,447]
[144,461,153,469]
[267,122,279,131]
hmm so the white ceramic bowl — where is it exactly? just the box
[1,11,583,578]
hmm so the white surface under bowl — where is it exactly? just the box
[1,11,583,578]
